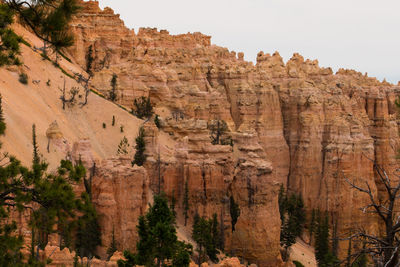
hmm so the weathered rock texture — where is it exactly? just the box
[66,1,400,266]
[71,140,149,258]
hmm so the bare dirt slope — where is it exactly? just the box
[290,239,317,267]
[0,24,162,168]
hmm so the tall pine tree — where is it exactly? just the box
[132,127,146,166]
[118,194,192,267]
[183,179,189,226]
[109,74,118,102]
[0,94,6,135]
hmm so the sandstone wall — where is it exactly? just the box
[65,1,400,265]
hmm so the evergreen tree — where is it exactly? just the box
[183,180,189,226]
[117,250,136,267]
[172,241,193,267]
[314,212,338,267]
[86,44,94,76]
[0,134,86,266]
[278,186,306,260]
[287,193,306,237]
[229,196,240,232]
[106,226,118,260]
[209,213,220,261]
[280,214,297,261]
[32,124,40,165]
[132,96,153,119]
[0,4,22,67]
[0,220,24,266]
[309,209,317,245]
[75,192,102,259]
[192,214,220,264]
[147,194,177,267]
[132,127,146,166]
[118,194,192,267]
[109,74,118,102]
[192,214,210,265]
[154,114,161,129]
[117,136,130,155]
[6,0,80,52]
[278,184,287,222]
[74,158,101,259]
[0,94,6,135]
[170,190,176,218]
[208,119,232,145]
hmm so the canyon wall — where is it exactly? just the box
[64,1,400,265]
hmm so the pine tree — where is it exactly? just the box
[0,135,86,266]
[134,215,152,265]
[209,213,220,261]
[278,184,287,222]
[287,193,306,237]
[208,119,231,145]
[309,209,317,245]
[314,212,338,266]
[0,94,6,135]
[0,4,21,67]
[118,194,192,267]
[170,190,176,218]
[4,0,80,64]
[172,241,193,267]
[86,44,94,76]
[183,180,190,226]
[32,124,40,165]
[75,192,102,259]
[279,187,306,260]
[192,214,220,264]
[107,226,118,260]
[132,127,146,166]
[132,96,153,119]
[280,214,297,261]
[229,196,240,232]
[192,214,210,265]
[117,136,130,155]
[154,114,161,129]
[109,74,118,102]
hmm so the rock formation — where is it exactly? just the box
[64,1,400,265]
[1,0,399,266]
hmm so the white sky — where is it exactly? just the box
[97,0,400,84]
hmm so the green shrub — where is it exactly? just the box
[154,114,161,129]
[18,73,28,84]
[102,123,106,129]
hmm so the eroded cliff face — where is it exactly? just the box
[65,1,400,265]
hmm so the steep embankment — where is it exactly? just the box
[65,1,400,265]
[1,24,147,166]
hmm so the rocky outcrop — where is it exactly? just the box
[66,1,400,265]
[91,158,149,258]
[71,140,149,258]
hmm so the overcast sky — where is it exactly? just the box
[97,0,399,84]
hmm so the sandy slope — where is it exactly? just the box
[0,24,150,168]
[290,239,317,267]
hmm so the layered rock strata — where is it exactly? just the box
[65,1,400,265]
